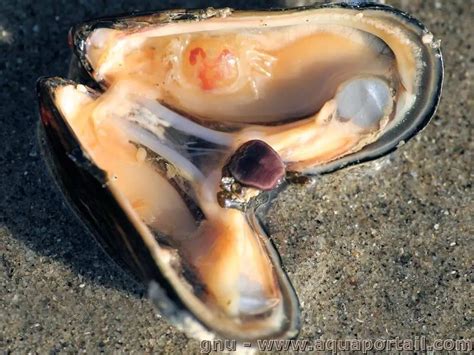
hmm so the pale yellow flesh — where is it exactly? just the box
[88,26,394,123]
[56,85,279,317]
[86,24,402,168]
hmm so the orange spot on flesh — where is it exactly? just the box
[189,47,206,65]
[188,47,236,91]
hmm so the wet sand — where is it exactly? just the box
[0,0,472,352]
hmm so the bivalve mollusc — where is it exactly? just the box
[37,2,443,342]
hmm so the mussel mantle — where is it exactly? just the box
[37,3,442,342]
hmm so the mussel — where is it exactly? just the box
[37,2,443,342]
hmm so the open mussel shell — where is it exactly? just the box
[38,2,442,343]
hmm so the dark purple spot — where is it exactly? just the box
[228,140,285,191]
